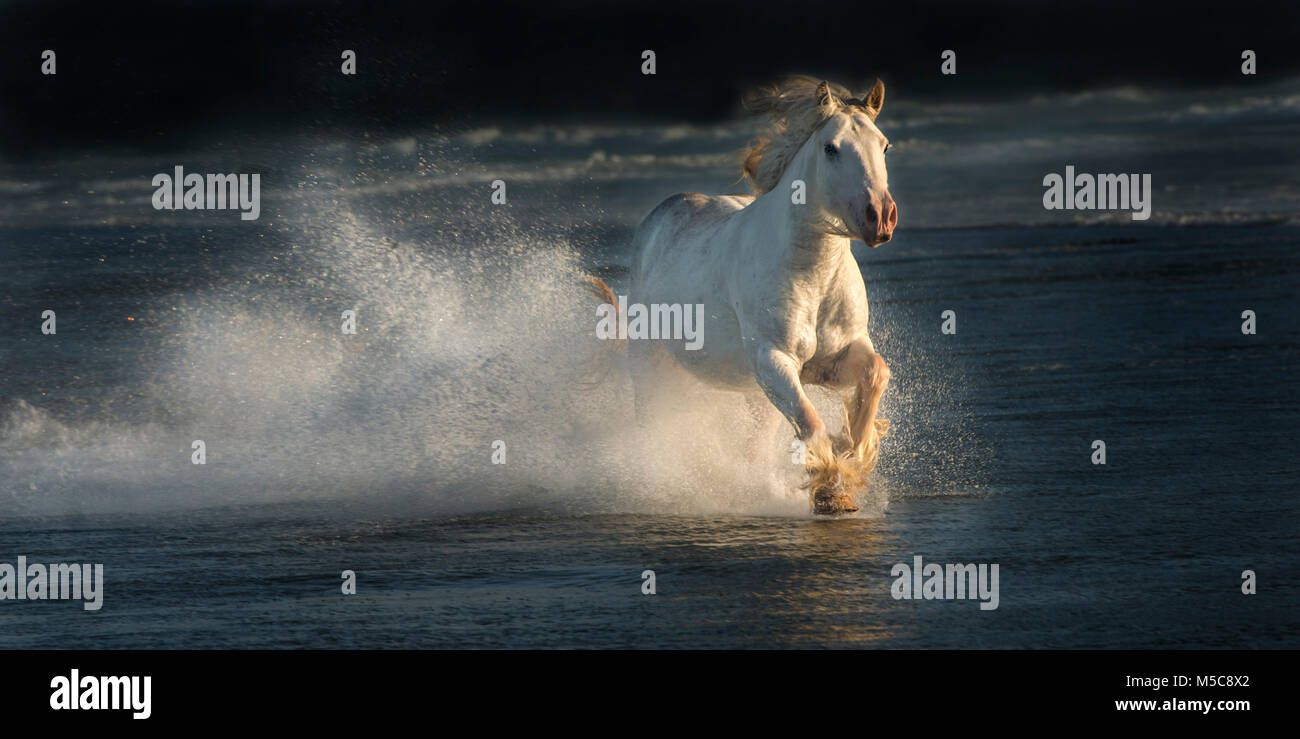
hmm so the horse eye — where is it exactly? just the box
[823,143,838,156]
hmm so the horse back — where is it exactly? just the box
[646,190,751,233]
[632,192,754,265]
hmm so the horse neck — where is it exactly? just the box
[742,152,850,273]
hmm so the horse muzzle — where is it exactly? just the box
[863,192,898,246]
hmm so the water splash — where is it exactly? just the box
[2,182,855,519]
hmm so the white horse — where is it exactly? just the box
[590,77,898,514]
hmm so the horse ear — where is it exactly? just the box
[864,78,885,119]
[815,81,834,108]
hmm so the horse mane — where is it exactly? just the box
[741,76,870,194]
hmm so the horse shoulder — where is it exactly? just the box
[819,252,872,342]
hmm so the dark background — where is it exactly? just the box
[1,0,1297,157]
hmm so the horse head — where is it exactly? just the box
[808,79,898,246]
[743,76,899,246]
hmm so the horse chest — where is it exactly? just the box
[773,310,852,366]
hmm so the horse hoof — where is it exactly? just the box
[812,487,859,515]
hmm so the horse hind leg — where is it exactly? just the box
[629,340,698,423]
[742,392,785,465]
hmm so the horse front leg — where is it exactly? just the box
[753,347,859,514]
[832,338,891,472]
[752,347,826,442]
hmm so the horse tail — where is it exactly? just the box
[584,275,618,319]
[578,275,624,387]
